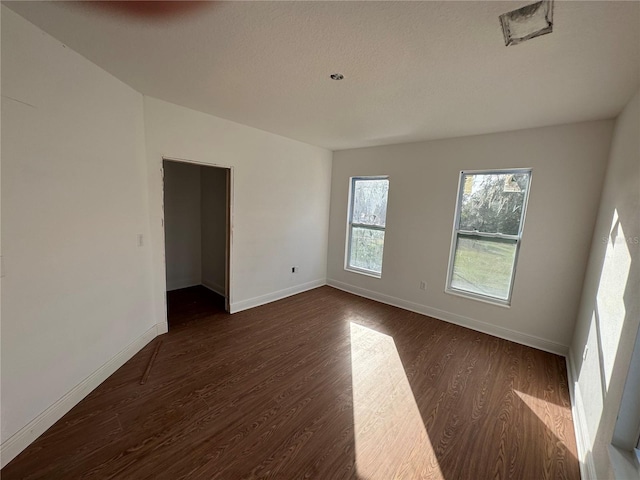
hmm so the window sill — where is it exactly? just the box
[345,266,382,279]
[608,445,640,480]
[445,288,511,308]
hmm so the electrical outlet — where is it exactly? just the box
[419,280,427,291]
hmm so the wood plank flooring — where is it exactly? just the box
[1,286,580,479]
[166,285,226,329]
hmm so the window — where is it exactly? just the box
[346,177,389,277]
[446,169,532,305]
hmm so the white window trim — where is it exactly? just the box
[344,176,389,278]
[445,168,532,306]
[609,327,640,478]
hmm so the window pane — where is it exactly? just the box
[352,179,389,227]
[450,235,517,300]
[459,172,530,235]
[349,227,385,274]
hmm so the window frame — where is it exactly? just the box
[610,326,640,476]
[445,168,532,306]
[345,176,389,278]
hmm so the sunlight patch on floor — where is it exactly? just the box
[350,322,443,479]
[514,389,576,458]
[514,389,558,434]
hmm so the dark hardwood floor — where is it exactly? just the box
[166,285,226,329]
[2,286,580,479]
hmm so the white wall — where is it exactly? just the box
[569,91,640,479]
[144,97,332,319]
[201,166,228,296]
[1,6,156,464]
[328,120,614,353]
[163,161,202,291]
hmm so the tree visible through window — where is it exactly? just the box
[346,177,389,276]
[447,169,531,304]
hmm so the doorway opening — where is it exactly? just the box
[162,158,232,329]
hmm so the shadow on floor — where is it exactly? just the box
[167,285,226,329]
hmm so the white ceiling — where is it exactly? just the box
[5,1,640,150]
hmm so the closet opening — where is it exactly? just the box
[162,158,232,329]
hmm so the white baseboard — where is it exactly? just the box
[166,278,201,292]
[156,322,169,335]
[230,279,326,314]
[566,352,596,480]
[0,325,159,468]
[327,279,568,356]
[202,279,225,297]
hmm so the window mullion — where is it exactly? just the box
[351,223,385,231]
[457,230,519,241]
